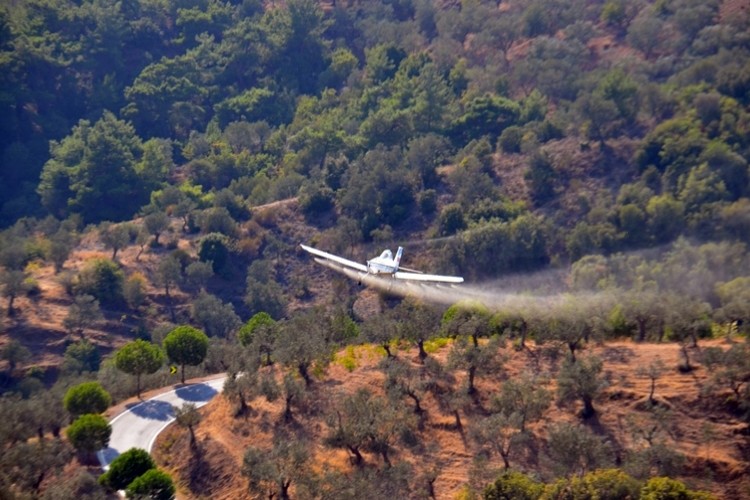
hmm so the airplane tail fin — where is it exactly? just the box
[394,246,403,269]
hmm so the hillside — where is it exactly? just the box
[2,0,749,370]
[1,0,750,497]
[0,198,307,368]
[154,339,750,499]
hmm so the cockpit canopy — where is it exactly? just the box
[379,249,393,260]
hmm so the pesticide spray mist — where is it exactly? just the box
[319,258,612,318]
[318,237,749,320]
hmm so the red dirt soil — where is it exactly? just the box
[154,339,750,499]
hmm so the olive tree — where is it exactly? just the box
[190,291,241,338]
[100,222,132,260]
[1,339,31,375]
[361,309,399,358]
[395,299,442,362]
[546,422,612,478]
[63,340,101,373]
[63,294,103,339]
[380,357,430,415]
[274,310,331,386]
[637,358,666,405]
[143,211,170,246]
[556,355,607,419]
[324,388,415,467]
[0,269,28,316]
[472,411,529,470]
[447,335,503,395]
[174,403,202,449]
[242,438,312,500]
[493,371,550,432]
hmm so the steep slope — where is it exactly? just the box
[154,339,750,499]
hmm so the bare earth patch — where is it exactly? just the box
[154,339,750,499]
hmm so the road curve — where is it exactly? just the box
[97,375,227,469]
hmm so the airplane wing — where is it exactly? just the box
[397,266,424,274]
[394,271,464,284]
[300,244,368,272]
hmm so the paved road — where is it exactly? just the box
[97,376,227,469]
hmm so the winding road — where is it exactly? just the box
[97,375,227,469]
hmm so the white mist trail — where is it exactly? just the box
[323,259,612,317]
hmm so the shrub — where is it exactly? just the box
[640,476,711,500]
[198,233,231,273]
[63,339,101,373]
[39,468,106,499]
[417,189,437,215]
[498,125,524,153]
[197,207,238,236]
[76,258,124,305]
[123,272,148,310]
[238,312,276,347]
[438,203,466,236]
[299,184,335,219]
[484,471,544,500]
[336,345,358,372]
[581,469,642,500]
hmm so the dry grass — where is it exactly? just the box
[154,339,750,500]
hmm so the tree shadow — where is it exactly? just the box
[176,383,219,402]
[601,345,635,364]
[584,412,624,463]
[97,446,120,468]
[127,400,174,421]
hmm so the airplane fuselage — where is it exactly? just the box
[299,243,463,284]
[365,247,402,275]
[366,261,397,274]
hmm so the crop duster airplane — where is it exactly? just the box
[300,244,464,284]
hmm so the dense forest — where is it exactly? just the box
[1,0,750,498]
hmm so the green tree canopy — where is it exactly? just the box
[63,381,111,417]
[124,468,175,500]
[99,447,156,491]
[37,112,148,223]
[66,414,111,456]
[114,339,164,398]
[242,437,312,500]
[238,312,277,347]
[0,339,31,375]
[63,339,101,374]
[163,325,209,384]
[63,294,103,337]
[190,291,241,338]
[556,355,608,419]
[75,258,124,306]
[484,471,544,500]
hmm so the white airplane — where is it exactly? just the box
[300,244,464,284]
